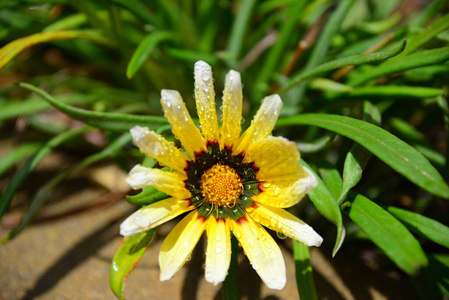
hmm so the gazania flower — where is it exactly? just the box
[121,61,322,290]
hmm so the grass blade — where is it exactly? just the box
[127,31,176,79]
[300,160,344,257]
[2,133,131,241]
[293,240,318,300]
[0,127,86,222]
[277,114,449,199]
[349,46,449,86]
[0,30,112,70]
[282,40,406,92]
[19,82,168,132]
[386,206,449,249]
[342,192,428,275]
[110,228,157,300]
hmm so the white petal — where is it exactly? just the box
[194,60,219,142]
[125,165,190,199]
[120,198,192,236]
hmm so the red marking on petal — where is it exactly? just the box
[258,182,265,192]
[236,217,248,225]
[197,215,207,223]
[216,218,226,223]
[186,199,192,206]
[251,201,259,209]
[225,145,233,151]
[207,140,218,148]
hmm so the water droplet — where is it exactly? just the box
[186,255,191,261]
[201,73,210,81]
[252,263,259,270]
[277,232,287,239]
[240,118,245,124]
[215,247,223,254]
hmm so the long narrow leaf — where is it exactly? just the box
[227,0,257,59]
[338,101,380,203]
[349,46,449,86]
[386,206,449,249]
[127,31,176,79]
[19,83,168,132]
[0,30,112,70]
[277,114,449,199]
[0,127,86,221]
[300,160,344,257]
[110,228,157,300]
[282,40,406,92]
[403,13,449,55]
[342,192,428,275]
[3,133,132,241]
[293,240,318,300]
[0,143,41,177]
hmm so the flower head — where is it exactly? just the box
[121,61,322,290]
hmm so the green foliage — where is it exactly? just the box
[1,0,448,299]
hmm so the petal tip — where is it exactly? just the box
[265,276,286,290]
[302,167,318,192]
[194,60,211,70]
[130,125,149,142]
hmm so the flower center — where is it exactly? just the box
[200,164,243,207]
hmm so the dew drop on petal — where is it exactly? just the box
[201,73,210,81]
[277,231,288,239]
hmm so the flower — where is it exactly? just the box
[120,61,322,290]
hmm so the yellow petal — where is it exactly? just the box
[235,94,283,154]
[205,216,231,285]
[126,165,191,199]
[244,136,300,181]
[219,70,242,148]
[230,217,286,290]
[248,203,323,246]
[253,167,317,208]
[159,211,207,281]
[120,198,193,236]
[160,89,206,158]
[130,126,189,174]
[194,61,219,142]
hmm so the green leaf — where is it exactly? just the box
[282,40,406,92]
[338,101,380,203]
[0,94,97,121]
[293,240,318,300]
[110,228,157,300]
[343,85,442,99]
[388,117,446,169]
[127,32,176,79]
[0,30,112,70]
[300,160,344,257]
[126,186,169,206]
[386,206,449,249]
[349,46,449,86]
[0,127,86,222]
[342,192,428,275]
[223,234,239,300]
[313,159,342,200]
[277,114,449,199]
[3,133,132,241]
[403,13,449,55]
[19,82,168,132]
[0,143,41,177]
[227,0,257,59]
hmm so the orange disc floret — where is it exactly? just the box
[200,164,243,207]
